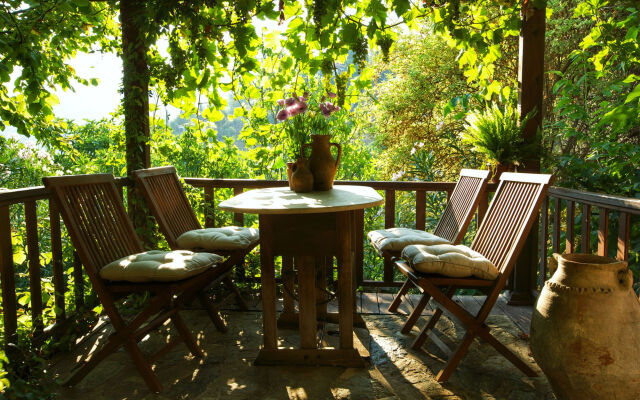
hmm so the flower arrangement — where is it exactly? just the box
[275,91,341,158]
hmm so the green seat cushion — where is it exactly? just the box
[100,250,222,282]
[368,228,450,253]
[401,244,499,280]
[176,227,259,251]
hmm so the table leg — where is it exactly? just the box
[282,256,295,314]
[337,211,354,350]
[317,257,329,316]
[353,209,364,288]
[297,256,317,349]
[259,215,277,350]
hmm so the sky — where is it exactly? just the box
[3,50,123,142]
[2,17,283,142]
[54,51,122,121]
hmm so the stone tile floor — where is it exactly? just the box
[52,309,555,399]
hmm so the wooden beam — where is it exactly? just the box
[508,3,546,306]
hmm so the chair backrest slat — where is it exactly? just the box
[433,169,490,244]
[471,173,553,275]
[133,166,201,249]
[43,174,143,279]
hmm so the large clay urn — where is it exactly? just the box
[287,158,314,193]
[303,135,342,191]
[530,253,640,400]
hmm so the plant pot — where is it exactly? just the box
[302,135,342,191]
[530,253,640,400]
[288,158,314,193]
[489,162,515,183]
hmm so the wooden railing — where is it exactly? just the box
[0,176,638,352]
[0,178,130,347]
[539,187,640,288]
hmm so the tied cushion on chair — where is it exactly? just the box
[368,228,450,252]
[176,226,259,251]
[100,250,223,282]
[401,244,499,280]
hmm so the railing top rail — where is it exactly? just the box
[182,178,462,191]
[548,186,640,215]
[0,177,130,207]
[3,175,639,215]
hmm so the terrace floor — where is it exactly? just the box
[51,293,555,399]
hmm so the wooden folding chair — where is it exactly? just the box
[133,166,259,311]
[44,174,232,392]
[367,169,490,315]
[394,172,553,382]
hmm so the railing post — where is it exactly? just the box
[581,204,591,252]
[50,198,66,322]
[25,201,44,341]
[73,252,84,311]
[552,198,561,253]
[415,190,426,231]
[204,185,215,228]
[617,212,630,261]
[565,200,575,253]
[539,196,549,287]
[598,208,609,257]
[0,206,17,349]
[383,189,396,284]
[233,187,244,226]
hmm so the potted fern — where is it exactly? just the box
[462,103,538,182]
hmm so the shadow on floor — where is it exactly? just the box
[51,310,554,399]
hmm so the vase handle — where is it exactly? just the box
[330,142,342,168]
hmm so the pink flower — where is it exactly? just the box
[277,99,285,106]
[276,109,289,121]
[287,103,301,116]
[327,92,337,99]
[319,103,331,117]
[284,97,296,106]
[298,101,308,113]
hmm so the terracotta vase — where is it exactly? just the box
[288,158,314,193]
[530,253,640,400]
[302,135,342,191]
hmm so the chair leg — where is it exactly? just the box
[199,292,227,332]
[123,339,163,392]
[435,330,476,383]
[171,313,204,358]
[412,287,455,349]
[480,330,537,377]
[412,307,444,349]
[388,279,412,313]
[223,275,249,311]
[401,293,431,334]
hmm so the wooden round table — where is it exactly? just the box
[219,185,383,367]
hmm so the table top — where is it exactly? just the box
[218,185,384,214]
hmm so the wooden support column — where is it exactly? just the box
[121,0,152,244]
[508,3,545,305]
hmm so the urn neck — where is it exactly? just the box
[551,253,631,292]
